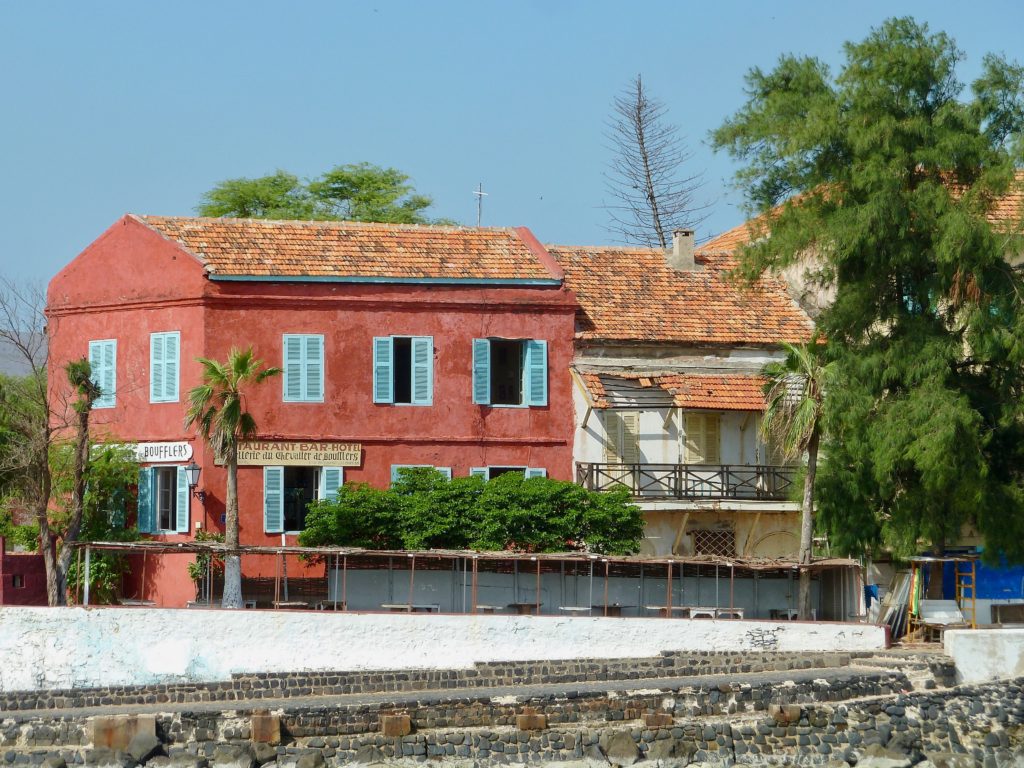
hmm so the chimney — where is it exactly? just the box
[667,229,697,271]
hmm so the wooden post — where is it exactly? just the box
[471,556,478,614]
[535,557,541,615]
[83,546,91,606]
[408,554,416,609]
[603,560,610,617]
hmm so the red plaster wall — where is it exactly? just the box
[0,539,48,606]
[47,217,578,606]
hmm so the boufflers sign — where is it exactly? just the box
[235,441,362,467]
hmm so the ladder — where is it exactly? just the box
[955,559,977,629]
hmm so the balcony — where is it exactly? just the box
[575,462,798,502]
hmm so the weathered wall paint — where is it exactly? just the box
[945,627,1024,684]
[0,606,887,692]
[46,217,577,607]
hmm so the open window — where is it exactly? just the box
[137,466,189,533]
[264,466,343,533]
[373,336,433,405]
[472,338,547,406]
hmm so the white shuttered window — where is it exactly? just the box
[684,413,721,465]
[150,332,180,403]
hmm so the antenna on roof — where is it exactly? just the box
[473,182,488,227]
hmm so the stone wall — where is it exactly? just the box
[0,676,1021,766]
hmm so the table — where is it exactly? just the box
[594,604,626,617]
[559,606,593,616]
[272,601,309,610]
[316,601,347,611]
[715,608,745,620]
[474,605,503,613]
[645,605,693,618]
[508,602,540,615]
[770,608,816,620]
[381,603,440,613]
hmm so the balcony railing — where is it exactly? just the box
[575,462,798,501]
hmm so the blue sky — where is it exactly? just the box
[2,1,1022,284]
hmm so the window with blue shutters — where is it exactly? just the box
[373,336,433,405]
[88,339,116,409]
[472,338,548,407]
[137,466,188,533]
[390,465,453,485]
[282,334,324,402]
[149,332,180,403]
[469,466,547,480]
[264,465,344,533]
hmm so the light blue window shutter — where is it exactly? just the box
[102,341,116,408]
[472,339,491,405]
[524,340,548,406]
[175,466,190,533]
[526,467,548,479]
[150,334,164,402]
[470,467,488,480]
[137,467,155,533]
[437,467,453,480]
[264,466,284,533]
[373,337,394,403]
[390,465,407,484]
[411,336,433,405]
[89,340,115,408]
[283,336,304,401]
[319,467,343,500]
[305,335,324,401]
[164,332,180,401]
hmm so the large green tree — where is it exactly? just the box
[197,163,445,224]
[185,348,280,609]
[713,18,1024,587]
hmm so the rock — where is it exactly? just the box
[855,743,913,768]
[127,733,163,764]
[168,756,207,768]
[768,704,802,725]
[42,759,66,768]
[293,753,322,768]
[250,744,276,767]
[210,746,253,768]
[917,753,977,768]
[645,737,697,764]
[84,749,135,768]
[349,746,384,766]
[598,730,639,767]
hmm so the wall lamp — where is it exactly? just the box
[183,461,206,503]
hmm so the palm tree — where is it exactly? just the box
[184,348,279,608]
[761,341,831,620]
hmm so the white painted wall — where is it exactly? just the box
[0,606,887,692]
[944,628,1024,684]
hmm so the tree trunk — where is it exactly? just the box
[222,441,243,609]
[926,538,946,599]
[797,428,819,620]
[54,405,91,602]
[33,421,61,606]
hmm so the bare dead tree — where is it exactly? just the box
[0,277,88,605]
[604,74,709,248]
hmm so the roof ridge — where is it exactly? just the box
[134,214,517,235]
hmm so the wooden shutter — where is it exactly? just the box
[304,335,324,401]
[472,339,491,405]
[524,340,548,406]
[263,466,284,533]
[411,336,433,405]
[89,340,116,409]
[319,467,343,500]
[150,334,164,402]
[684,413,720,465]
[137,467,155,533]
[163,332,179,401]
[373,337,394,403]
[526,467,547,478]
[283,335,304,401]
[604,411,639,463]
[175,466,190,533]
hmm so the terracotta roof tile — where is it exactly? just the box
[580,371,766,411]
[134,216,559,282]
[549,245,813,345]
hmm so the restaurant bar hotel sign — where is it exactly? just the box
[236,441,362,467]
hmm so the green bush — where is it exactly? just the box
[299,469,643,555]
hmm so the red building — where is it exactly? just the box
[0,538,48,606]
[47,216,577,606]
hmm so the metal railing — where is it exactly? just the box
[575,462,797,501]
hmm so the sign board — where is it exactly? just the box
[235,441,362,467]
[134,442,193,463]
